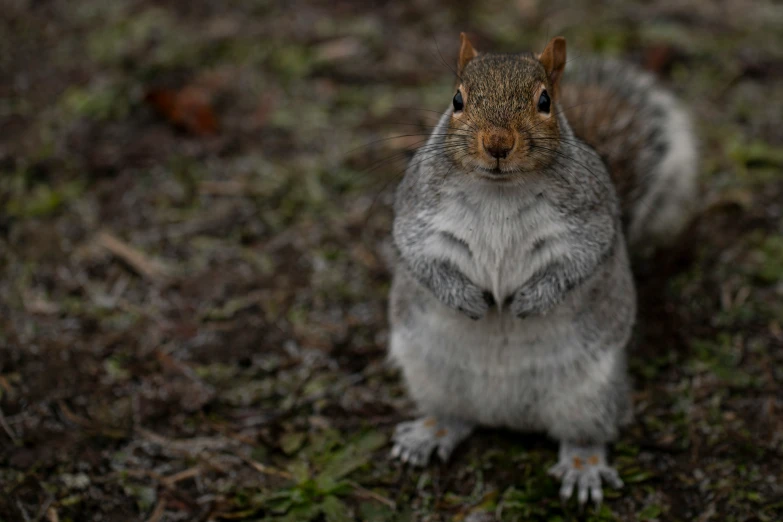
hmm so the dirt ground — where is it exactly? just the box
[1,0,782,520]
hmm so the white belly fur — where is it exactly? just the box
[389,289,619,431]
[421,186,568,305]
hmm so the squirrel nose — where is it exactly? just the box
[482,134,515,159]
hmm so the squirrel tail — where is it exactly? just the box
[560,58,698,254]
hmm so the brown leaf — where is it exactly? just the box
[145,85,219,136]
[644,44,676,74]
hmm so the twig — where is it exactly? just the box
[45,508,59,522]
[119,469,199,513]
[144,499,166,522]
[32,494,54,522]
[96,230,171,283]
[162,467,201,487]
[207,420,258,446]
[245,458,293,480]
[16,498,31,522]
[154,350,215,392]
[136,426,239,454]
[347,480,397,509]
[57,401,93,429]
[0,405,19,443]
[123,469,166,482]
[0,375,13,395]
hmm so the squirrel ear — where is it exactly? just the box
[539,36,566,96]
[458,32,478,75]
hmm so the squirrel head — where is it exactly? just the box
[446,34,567,179]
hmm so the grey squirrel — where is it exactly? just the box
[386,34,697,506]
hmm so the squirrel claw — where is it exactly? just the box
[390,417,474,467]
[548,442,622,508]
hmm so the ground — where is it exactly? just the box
[1,0,782,521]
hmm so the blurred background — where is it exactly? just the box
[1,0,782,520]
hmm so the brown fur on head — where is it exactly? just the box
[447,35,567,180]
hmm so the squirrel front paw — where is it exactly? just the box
[508,272,562,318]
[457,289,495,320]
[507,286,552,318]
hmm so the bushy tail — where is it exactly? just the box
[559,58,698,252]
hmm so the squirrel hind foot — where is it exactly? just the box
[547,441,623,508]
[390,416,474,466]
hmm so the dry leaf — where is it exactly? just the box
[644,44,676,74]
[145,85,219,136]
[315,37,363,62]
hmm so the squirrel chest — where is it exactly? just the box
[424,186,567,305]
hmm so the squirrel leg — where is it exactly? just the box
[390,417,474,466]
[547,441,623,507]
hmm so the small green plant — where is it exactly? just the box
[257,430,388,521]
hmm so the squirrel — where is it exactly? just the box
[386,34,697,506]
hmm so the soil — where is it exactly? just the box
[1,1,781,521]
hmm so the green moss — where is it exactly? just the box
[637,503,663,520]
[87,8,175,66]
[6,180,84,218]
[61,83,131,122]
[271,45,315,81]
[729,138,783,179]
[750,234,783,283]
[689,335,760,389]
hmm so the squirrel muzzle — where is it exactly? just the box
[480,128,516,161]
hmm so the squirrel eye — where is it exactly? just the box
[453,91,464,112]
[537,90,551,113]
